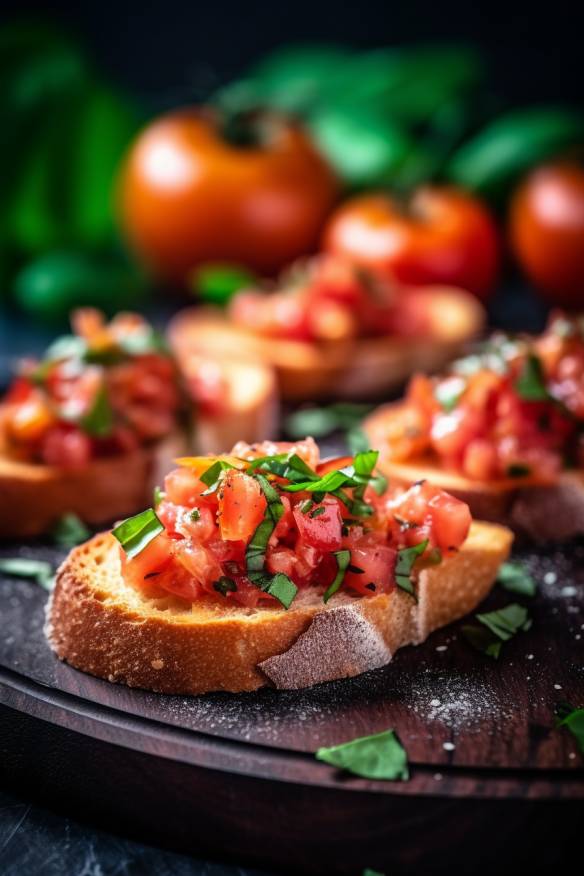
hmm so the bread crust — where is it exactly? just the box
[168,294,484,401]
[46,522,512,694]
[365,403,584,541]
[0,432,184,539]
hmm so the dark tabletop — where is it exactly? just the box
[0,787,277,876]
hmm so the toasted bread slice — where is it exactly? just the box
[365,404,584,541]
[0,357,277,539]
[46,522,512,694]
[168,288,484,401]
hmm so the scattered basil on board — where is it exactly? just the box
[51,513,91,548]
[316,729,409,781]
[462,603,531,659]
[0,557,55,591]
[555,703,584,757]
[497,562,536,597]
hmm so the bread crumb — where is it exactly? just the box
[554,683,562,690]
[151,658,164,670]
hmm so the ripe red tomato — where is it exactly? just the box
[118,109,338,281]
[510,162,584,308]
[217,470,267,542]
[323,187,500,300]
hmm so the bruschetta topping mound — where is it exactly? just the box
[0,309,183,467]
[379,311,584,482]
[229,253,473,343]
[115,437,471,610]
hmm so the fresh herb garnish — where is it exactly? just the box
[213,576,237,596]
[80,384,114,438]
[323,549,351,603]
[555,702,584,756]
[245,474,297,609]
[190,508,201,521]
[200,459,237,494]
[0,557,55,591]
[310,506,326,518]
[515,353,549,401]
[362,870,386,876]
[316,729,409,781]
[51,513,90,548]
[300,499,314,514]
[112,508,164,559]
[395,540,428,598]
[462,603,531,659]
[497,562,536,597]
[153,486,165,508]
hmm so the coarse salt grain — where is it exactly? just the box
[544,572,557,585]
[434,773,443,781]
[443,742,455,751]
[561,586,577,597]
[436,645,448,652]
[430,699,441,707]
[554,684,562,690]
[526,654,534,660]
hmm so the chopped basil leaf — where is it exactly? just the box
[248,452,318,485]
[369,472,388,496]
[282,467,357,495]
[245,475,297,609]
[213,576,237,596]
[310,506,326,518]
[51,513,90,548]
[0,557,55,591]
[434,376,466,412]
[462,602,531,659]
[427,547,443,566]
[300,499,314,514]
[507,463,532,478]
[284,403,372,441]
[153,486,165,508]
[190,508,201,521]
[316,729,409,781]
[497,562,536,597]
[200,459,236,493]
[555,703,584,756]
[515,353,549,401]
[323,549,351,603]
[362,870,386,876]
[80,384,114,438]
[346,427,370,455]
[112,508,164,559]
[395,540,428,599]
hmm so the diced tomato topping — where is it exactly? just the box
[120,441,473,608]
[218,470,267,542]
[292,498,342,551]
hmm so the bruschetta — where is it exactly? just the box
[0,309,276,538]
[169,254,485,401]
[47,438,512,693]
[364,312,584,541]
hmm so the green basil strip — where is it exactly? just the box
[556,704,584,756]
[200,459,237,493]
[515,353,549,401]
[0,558,55,591]
[395,539,428,598]
[51,513,90,548]
[462,602,531,659]
[153,485,165,508]
[323,549,351,603]
[497,561,536,597]
[245,475,297,609]
[316,729,409,781]
[80,384,114,438]
[247,452,318,484]
[112,508,164,559]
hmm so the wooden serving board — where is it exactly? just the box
[1,535,583,873]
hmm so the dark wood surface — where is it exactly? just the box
[1,534,583,791]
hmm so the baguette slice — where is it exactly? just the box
[365,403,584,541]
[46,522,512,694]
[168,288,484,401]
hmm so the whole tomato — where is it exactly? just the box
[510,162,584,308]
[322,187,500,300]
[118,109,338,281]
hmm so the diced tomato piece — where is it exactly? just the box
[293,498,342,551]
[121,531,175,596]
[164,467,209,507]
[40,425,92,468]
[344,541,396,596]
[426,489,471,552]
[174,541,222,593]
[217,470,267,542]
